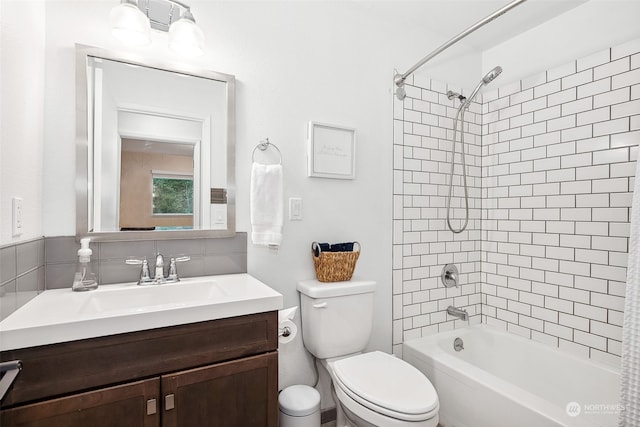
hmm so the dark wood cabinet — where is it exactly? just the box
[163,352,278,427]
[0,378,160,427]
[0,312,278,427]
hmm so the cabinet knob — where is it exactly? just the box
[146,398,157,415]
[165,394,175,411]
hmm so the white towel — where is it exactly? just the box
[250,162,283,246]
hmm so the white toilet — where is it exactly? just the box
[297,279,439,427]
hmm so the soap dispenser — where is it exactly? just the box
[72,238,98,292]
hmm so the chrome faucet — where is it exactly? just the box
[447,305,469,321]
[126,254,190,285]
[154,254,165,282]
[441,264,459,288]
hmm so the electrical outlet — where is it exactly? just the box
[12,197,23,236]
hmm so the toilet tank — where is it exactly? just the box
[297,279,376,359]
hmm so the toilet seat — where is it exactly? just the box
[331,351,439,423]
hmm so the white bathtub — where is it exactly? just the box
[403,325,621,427]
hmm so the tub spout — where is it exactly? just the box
[447,305,469,321]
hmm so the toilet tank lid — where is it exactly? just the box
[297,279,376,298]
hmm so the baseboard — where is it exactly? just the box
[321,407,337,425]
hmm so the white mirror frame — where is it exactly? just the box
[76,44,236,241]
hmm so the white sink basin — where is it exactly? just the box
[78,278,229,315]
[0,274,283,351]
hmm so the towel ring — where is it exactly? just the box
[252,138,282,165]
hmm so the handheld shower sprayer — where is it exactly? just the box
[484,65,503,83]
[446,66,503,234]
[464,66,503,108]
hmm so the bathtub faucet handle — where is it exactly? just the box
[446,270,457,283]
[441,264,459,288]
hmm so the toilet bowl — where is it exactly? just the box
[297,279,440,427]
[326,352,439,427]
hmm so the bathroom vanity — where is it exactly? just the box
[0,274,282,427]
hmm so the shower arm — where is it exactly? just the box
[394,0,527,99]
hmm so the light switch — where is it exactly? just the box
[289,197,303,221]
[12,197,23,236]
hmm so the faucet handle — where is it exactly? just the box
[441,263,459,288]
[125,258,152,284]
[167,256,190,281]
[446,270,457,283]
[140,259,151,281]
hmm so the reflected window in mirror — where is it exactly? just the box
[119,139,195,231]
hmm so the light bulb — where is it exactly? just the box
[168,10,204,57]
[109,0,151,46]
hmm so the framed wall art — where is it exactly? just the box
[307,121,356,179]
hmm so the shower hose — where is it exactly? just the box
[446,105,469,234]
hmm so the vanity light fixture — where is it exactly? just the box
[109,0,205,57]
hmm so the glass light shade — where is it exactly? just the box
[169,17,205,57]
[109,1,151,46]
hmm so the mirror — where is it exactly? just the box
[76,45,235,241]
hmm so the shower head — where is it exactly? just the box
[465,65,503,107]
[483,66,502,84]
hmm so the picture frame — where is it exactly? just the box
[307,121,356,179]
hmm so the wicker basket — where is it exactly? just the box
[311,242,361,282]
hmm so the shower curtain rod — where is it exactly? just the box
[394,0,528,100]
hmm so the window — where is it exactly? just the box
[152,172,194,215]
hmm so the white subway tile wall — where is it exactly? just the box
[393,77,484,352]
[393,38,640,364]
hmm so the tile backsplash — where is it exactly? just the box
[0,238,45,320]
[0,234,247,320]
[44,233,248,289]
[393,37,640,364]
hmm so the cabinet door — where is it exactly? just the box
[162,352,278,427]
[1,378,159,427]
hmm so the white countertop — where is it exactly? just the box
[0,273,283,351]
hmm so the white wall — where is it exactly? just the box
[483,0,640,87]
[0,0,45,244]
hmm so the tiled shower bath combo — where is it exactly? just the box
[393,38,640,364]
